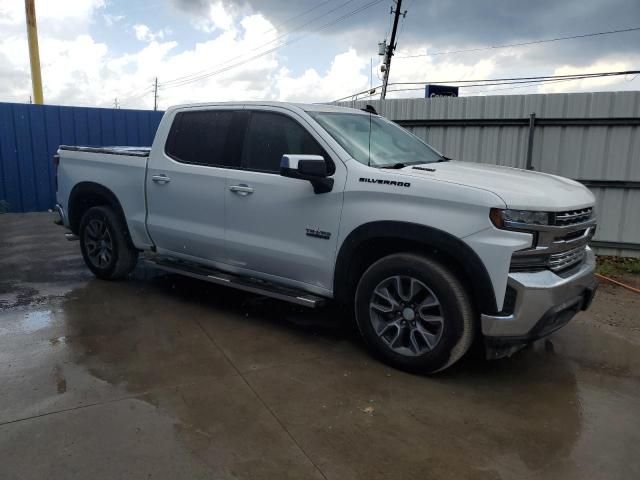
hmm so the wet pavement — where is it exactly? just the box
[1,212,639,480]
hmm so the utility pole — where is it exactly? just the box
[380,0,405,100]
[24,0,44,104]
[153,77,158,111]
[114,97,119,109]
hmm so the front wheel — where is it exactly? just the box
[354,253,475,373]
[79,206,138,280]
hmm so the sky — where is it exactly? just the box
[0,0,639,109]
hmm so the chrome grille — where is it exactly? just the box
[552,208,593,226]
[548,246,587,272]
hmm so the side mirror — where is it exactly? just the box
[280,154,334,194]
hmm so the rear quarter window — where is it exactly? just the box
[165,110,233,166]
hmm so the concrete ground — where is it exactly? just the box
[1,212,639,480]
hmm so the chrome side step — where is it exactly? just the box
[143,257,326,308]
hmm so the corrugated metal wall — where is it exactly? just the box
[0,102,163,213]
[339,92,640,257]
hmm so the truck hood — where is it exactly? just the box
[400,161,595,210]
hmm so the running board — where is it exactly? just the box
[143,257,326,308]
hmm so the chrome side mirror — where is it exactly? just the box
[280,154,333,194]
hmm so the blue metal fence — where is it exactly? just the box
[0,102,164,213]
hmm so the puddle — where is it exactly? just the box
[21,309,54,333]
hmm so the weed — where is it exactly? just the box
[597,256,640,277]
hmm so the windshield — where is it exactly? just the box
[309,112,443,167]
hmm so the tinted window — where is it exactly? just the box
[241,112,327,173]
[166,110,233,166]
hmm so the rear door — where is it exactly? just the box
[146,108,239,264]
[224,107,346,293]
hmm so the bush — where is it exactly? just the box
[0,200,9,214]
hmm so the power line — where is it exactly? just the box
[396,26,640,59]
[119,83,154,102]
[344,74,623,100]
[464,77,593,94]
[119,87,154,106]
[159,0,361,88]
[386,76,608,94]
[380,71,636,86]
[160,0,374,89]
[332,69,640,102]
[261,0,337,36]
[159,0,387,90]
[384,70,640,85]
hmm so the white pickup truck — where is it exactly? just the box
[55,101,598,373]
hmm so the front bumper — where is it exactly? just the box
[482,247,597,357]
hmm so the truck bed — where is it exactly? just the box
[56,144,152,249]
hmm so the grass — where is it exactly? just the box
[596,256,640,277]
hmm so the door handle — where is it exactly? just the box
[151,174,171,184]
[229,184,254,195]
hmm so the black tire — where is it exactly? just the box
[354,253,475,374]
[79,206,138,280]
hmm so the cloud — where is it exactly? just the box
[276,49,369,102]
[193,1,235,33]
[0,0,106,25]
[539,59,638,94]
[103,13,125,27]
[133,24,170,42]
[171,0,640,71]
[1,0,639,107]
[170,0,211,14]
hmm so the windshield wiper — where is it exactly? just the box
[379,163,407,169]
[437,155,452,162]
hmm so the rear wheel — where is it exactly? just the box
[79,206,138,280]
[354,253,475,373]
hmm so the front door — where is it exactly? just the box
[224,108,345,293]
[146,108,235,264]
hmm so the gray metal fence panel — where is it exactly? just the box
[338,92,640,257]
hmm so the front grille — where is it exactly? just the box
[509,205,595,274]
[552,208,593,226]
[548,246,587,272]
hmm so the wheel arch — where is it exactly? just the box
[333,221,498,314]
[68,182,130,240]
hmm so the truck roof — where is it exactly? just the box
[166,101,368,116]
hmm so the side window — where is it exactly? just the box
[241,112,330,173]
[165,110,233,166]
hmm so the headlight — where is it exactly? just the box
[490,208,551,229]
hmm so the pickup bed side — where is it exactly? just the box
[57,147,153,249]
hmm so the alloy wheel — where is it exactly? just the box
[369,275,444,356]
[84,218,113,268]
